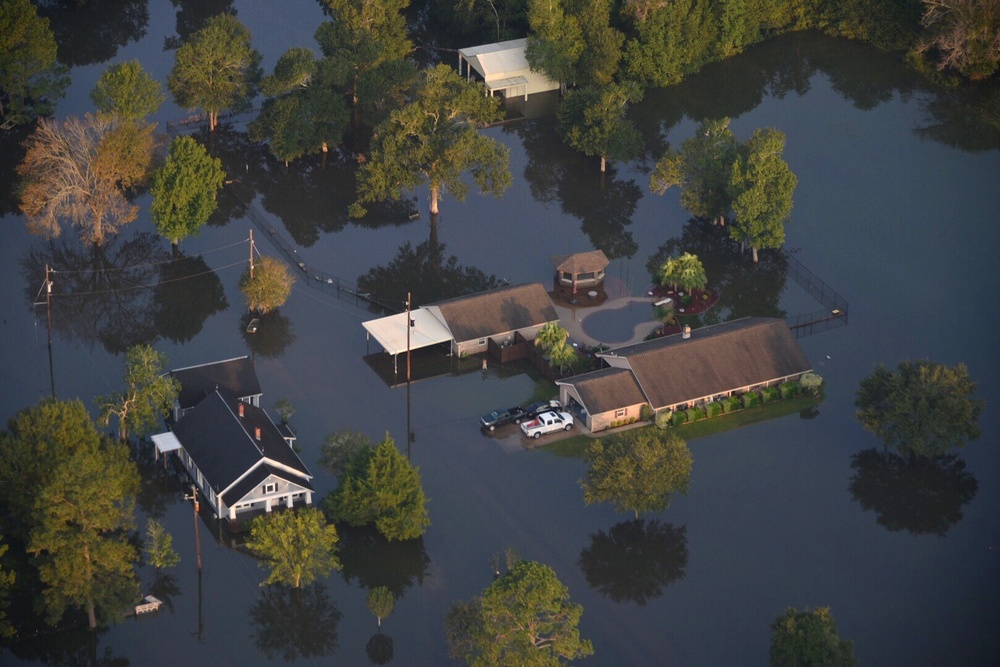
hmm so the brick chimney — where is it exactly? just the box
[238,403,245,417]
[255,427,261,440]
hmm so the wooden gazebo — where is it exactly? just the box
[550,250,610,290]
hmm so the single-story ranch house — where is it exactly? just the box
[152,360,314,523]
[557,317,812,432]
[363,282,559,361]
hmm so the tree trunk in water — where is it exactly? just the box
[429,186,440,215]
[752,246,759,263]
[172,241,179,260]
[209,111,217,132]
[600,155,606,173]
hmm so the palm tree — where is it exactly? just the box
[535,322,569,355]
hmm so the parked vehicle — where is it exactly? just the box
[520,410,574,439]
[523,399,563,419]
[480,407,527,431]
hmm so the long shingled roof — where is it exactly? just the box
[430,283,558,342]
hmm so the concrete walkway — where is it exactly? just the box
[552,276,660,348]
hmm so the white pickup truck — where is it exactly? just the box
[520,410,574,439]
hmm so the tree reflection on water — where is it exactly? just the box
[849,449,978,536]
[338,524,431,599]
[578,519,688,606]
[249,584,341,661]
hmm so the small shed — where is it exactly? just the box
[551,250,610,289]
[458,38,560,100]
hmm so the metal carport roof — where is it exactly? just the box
[362,308,454,356]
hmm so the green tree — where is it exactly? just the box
[581,429,693,517]
[167,13,262,131]
[534,322,569,355]
[548,340,579,374]
[650,117,739,224]
[558,82,644,173]
[143,518,180,571]
[97,344,180,441]
[245,508,341,588]
[445,560,594,666]
[367,585,395,628]
[526,0,584,91]
[622,0,716,86]
[29,437,141,629]
[274,398,295,424]
[729,127,797,262]
[0,0,68,126]
[90,59,165,122]
[315,0,412,111]
[770,606,855,667]
[0,534,14,638]
[18,113,155,246]
[659,252,707,294]
[240,255,295,314]
[574,0,625,85]
[351,64,510,217]
[318,429,373,477]
[150,135,225,250]
[0,399,105,541]
[324,434,430,541]
[916,0,1000,80]
[248,50,349,165]
[855,360,983,458]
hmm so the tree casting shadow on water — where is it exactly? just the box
[849,448,978,536]
[578,519,688,606]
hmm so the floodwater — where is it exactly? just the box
[1,2,999,665]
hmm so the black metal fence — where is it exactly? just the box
[224,186,401,315]
[782,249,849,338]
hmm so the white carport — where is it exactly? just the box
[363,309,454,372]
[151,431,183,468]
[458,38,560,100]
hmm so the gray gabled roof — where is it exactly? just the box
[557,367,646,414]
[221,463,314,508]
[601,317,811,409]
[169,356,261,410]
[550,250,610,274]
[430,283,558,342]
[170,389,311,496]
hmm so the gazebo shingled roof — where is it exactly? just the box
[550,250,610,275]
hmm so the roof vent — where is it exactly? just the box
[682,324,691,339]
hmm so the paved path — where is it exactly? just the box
[552,276,660,348]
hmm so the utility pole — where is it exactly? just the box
[34,265,56,397]
[406,292,412,382]
[185,484,202,572]
[249,229,255,279]
[45,264,54,398]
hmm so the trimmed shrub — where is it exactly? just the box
[800,372,824,394]
[655,411,672,429]
[640,404,654,421]
[742,392,761,409]
[762,386,780,403]
[672,411,688,426]
[780,382,799,399]
[687,406,706,421]
[726,395,741,412]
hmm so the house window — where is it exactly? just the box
[264,483,276,494]
[478,338,486,346]
[615,408,627,418]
